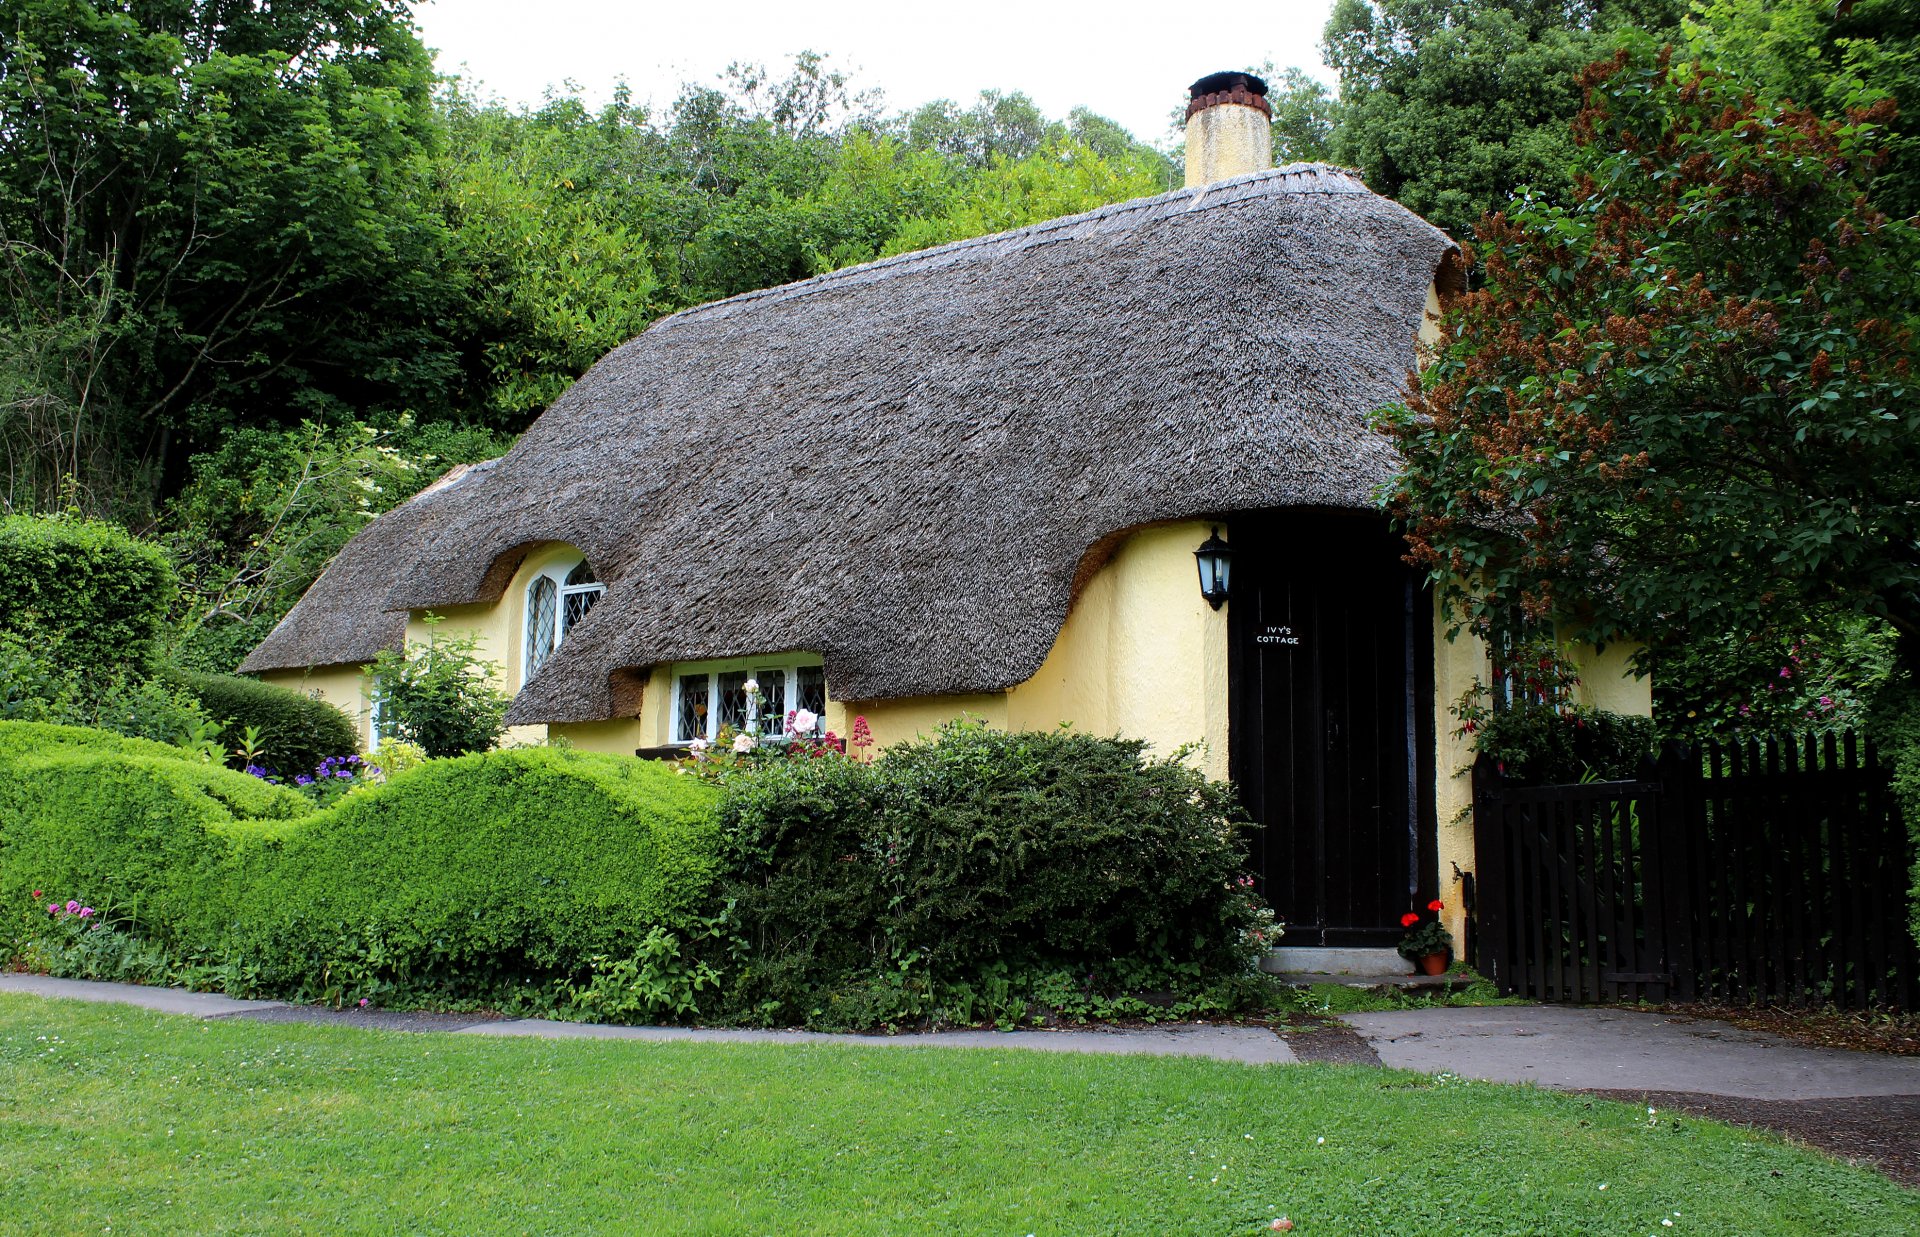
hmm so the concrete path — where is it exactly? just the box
[0,973,1295,1064]
[1340,1005,1920,1099]
[459,1017,1295,1062]
[0,973,288,1018]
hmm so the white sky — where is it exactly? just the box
[412,0,1340,147]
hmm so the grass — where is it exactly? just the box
[1,994,1914,1235]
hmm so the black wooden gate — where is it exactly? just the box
[1473,734,1918,1008]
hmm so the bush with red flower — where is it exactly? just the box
[1397,899,1455,961]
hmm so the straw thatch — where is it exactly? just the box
[241,165,1455,724]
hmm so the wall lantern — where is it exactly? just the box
[1194,527,1232,610]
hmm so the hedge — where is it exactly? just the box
[229,748,724,998]
[0,722,724,1004]
[0,723,309,951]
[0,515,175,675]
[171,670,358,777]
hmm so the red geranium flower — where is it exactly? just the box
[1427,899,1445,912]
[1400,912,1420,928]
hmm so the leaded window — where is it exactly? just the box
[524,555,605,681]
[670,660,829,744]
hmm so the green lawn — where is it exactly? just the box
[0,995,1912,1235]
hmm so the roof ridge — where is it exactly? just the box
[655,163,1373,329]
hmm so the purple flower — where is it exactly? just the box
[65,900,79,914]
[78,907,93,919]
[357,998,369,1008]
[295,775,313,786]
[47,903,58,915]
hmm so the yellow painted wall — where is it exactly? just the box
[1002,520,1229,779]
[1430,605,1490,948]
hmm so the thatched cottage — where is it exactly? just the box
[242,73,1647,954]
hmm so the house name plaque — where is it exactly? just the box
[1255,623,1302,649]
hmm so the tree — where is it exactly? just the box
[1686,0,1919,219]
[1377,42,1920,679]
[0,0,464,509]
[1323,0,1686,239]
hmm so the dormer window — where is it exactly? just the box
[525,558,604,679]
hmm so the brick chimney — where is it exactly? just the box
[1184,71,1273,188]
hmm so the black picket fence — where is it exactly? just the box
[1472,733,1919,1008]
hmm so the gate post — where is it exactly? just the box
[1471,755,1510,993]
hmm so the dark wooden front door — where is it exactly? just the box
[1229,510,1437,947]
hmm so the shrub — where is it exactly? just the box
[717,722,1265,1026]
[172,670,357,777]
[0,722,724,1008]
[0,514,175,676]
[0,723,310,956]
[366,620,509,757]
[229,749,722,1003]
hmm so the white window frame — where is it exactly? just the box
[524,556,605,681]
[669,656,827,745]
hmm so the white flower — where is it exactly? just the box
[688,737,710,755]
[791,708,819,734]
[743,679,760,696]
[732,733,757,754]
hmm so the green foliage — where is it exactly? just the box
[716,722,1267,1028]
[1654,615,1900,742]
[1867,683,1920,950]
[170,671,357,778]
[0,723,724,1008]
[226,749,723,1005]
[1686,0,1920,219]
[0,515,175,675]
[1322,0,1685,240]
[0,722,310,957]
[1264,67,1341,164]
[0,0,462,509]
[0,630,217,750]
[562,928,724,1022]
[162,420,506,672]
[365,620,509,757]
[1379,41,1920,681]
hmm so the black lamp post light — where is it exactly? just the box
[1194,526,1231,610]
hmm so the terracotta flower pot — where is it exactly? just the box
[1418,952,1449,976]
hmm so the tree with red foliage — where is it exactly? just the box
[1378,38,1920,676]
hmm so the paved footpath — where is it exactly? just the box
[0,974,1296,1064]
[1340,1005,1920,1187]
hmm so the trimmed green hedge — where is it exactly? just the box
[0,516,175,675]
[0,723,723,1004]
[230,749,724,998]
[171,670,358,777]
[0,723,308,951]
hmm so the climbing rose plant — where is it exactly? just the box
[1377,39,1920,674]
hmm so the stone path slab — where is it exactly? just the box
[1340,1005,1920,1100]
[458,1018,1297,1063]
[0,974,1294,1064]
[0,973,286,1018]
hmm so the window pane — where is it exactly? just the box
[526,577,557,677]
[756,669,787,735]
[675,674,710,742]
[717,671,750,732]
[565,560,598,586]
[797,665,826,724]
[562,584,603,636]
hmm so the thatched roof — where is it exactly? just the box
[242,165,1456,724]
